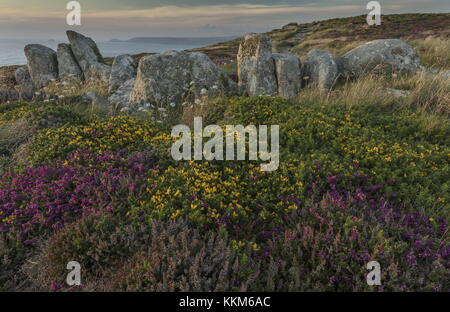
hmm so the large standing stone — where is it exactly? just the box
[340,39,421,78]
[57,43,83,81]
[272,53,301,98]
[237,33,277,96]
[66,30,111,83]
[24,44,58,89]
[302,49,340,89]
[15,67,34,97]
[109,54,136,92]
[130,51,234,107]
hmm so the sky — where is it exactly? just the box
[0,0,449,40]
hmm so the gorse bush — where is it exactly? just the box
[28,115,173,165]
[218,96,449,212]
[0,101,85,128]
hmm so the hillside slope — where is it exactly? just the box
[192,13,450,70]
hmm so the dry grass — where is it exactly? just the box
[296,71,449,114]
[181,102,209,127]
[0,65,20,90]
[0,118,34,154]
[296,75,396,109]
[410,37,450,69]
[0,118,35,171]
[43,77,109,99]
[402,71,450,113]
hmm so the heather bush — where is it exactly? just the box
[0,234,31,291]
[26,218,258,292]
[248,180,449,292]
[100,220,258,292]
[0,150,154,245]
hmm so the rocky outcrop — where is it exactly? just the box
[57,43,83,81]
[66,30,111,83]
[108,78,135,109]
[237,33,277,96]
[340,39,420,78]
[24,44,58,89]
[302,49,340,89]
[14,67,34,99]
[130,51,234,107]
[0,90,20,103]
[80,92,108,110]
[386,88,411,99]
[272,53,302,99]
[109,55,136,92]
[14,30,430,107]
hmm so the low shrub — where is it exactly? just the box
[0,101,85,128]
[28,115,172,165]
[100,220,257,292]
[26,218,257,292]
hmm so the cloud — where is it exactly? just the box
[0,3,365,29]
[0,1,448,39]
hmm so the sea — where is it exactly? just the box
[0,37,235,66]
